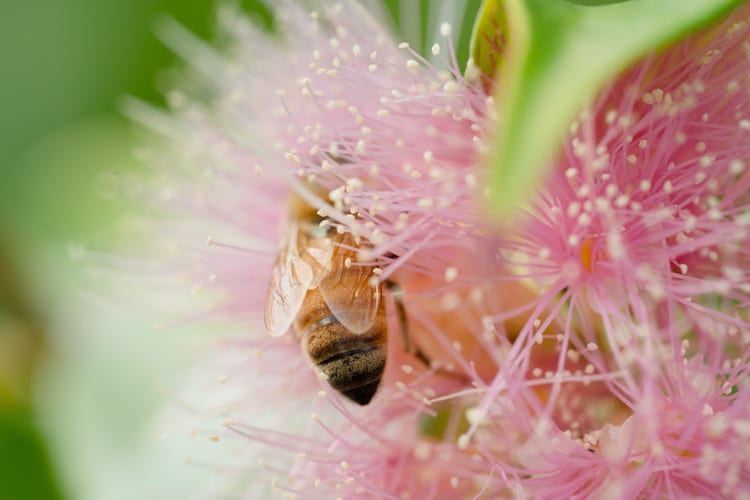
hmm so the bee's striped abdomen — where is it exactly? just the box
[295,288,387,405]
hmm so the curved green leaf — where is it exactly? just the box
[469,0,510,83]
[473,0,745,218]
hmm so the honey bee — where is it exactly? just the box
[264,191,388,405]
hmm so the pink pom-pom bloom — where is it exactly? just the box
[131,1,750,497]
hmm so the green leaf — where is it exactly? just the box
[0,408,64,500]
[469,0,510,83]
[473,0,745,218]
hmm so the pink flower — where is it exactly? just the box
[132,1,750,497]
[484,4,750,497]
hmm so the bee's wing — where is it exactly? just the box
[318,236,381,335]
[264,222,331,337]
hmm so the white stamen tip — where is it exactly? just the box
[457,433,470,449]
[444,267,458,282]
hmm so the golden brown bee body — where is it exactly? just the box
[295,273,388,404]
[265,195,388,405]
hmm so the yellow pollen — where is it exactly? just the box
[580,237,595,272]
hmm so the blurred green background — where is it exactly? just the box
[0,2,241,498]
[0,1,479,498]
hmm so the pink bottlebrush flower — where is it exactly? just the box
[484,4,750,498]
[129,0,750,498]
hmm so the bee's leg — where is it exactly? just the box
[383,280,431,367]
[384,280,471,384]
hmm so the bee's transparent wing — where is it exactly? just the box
[264,222,331,337]
[318,235,381,335]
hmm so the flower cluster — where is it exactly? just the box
[134,1,750,497]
